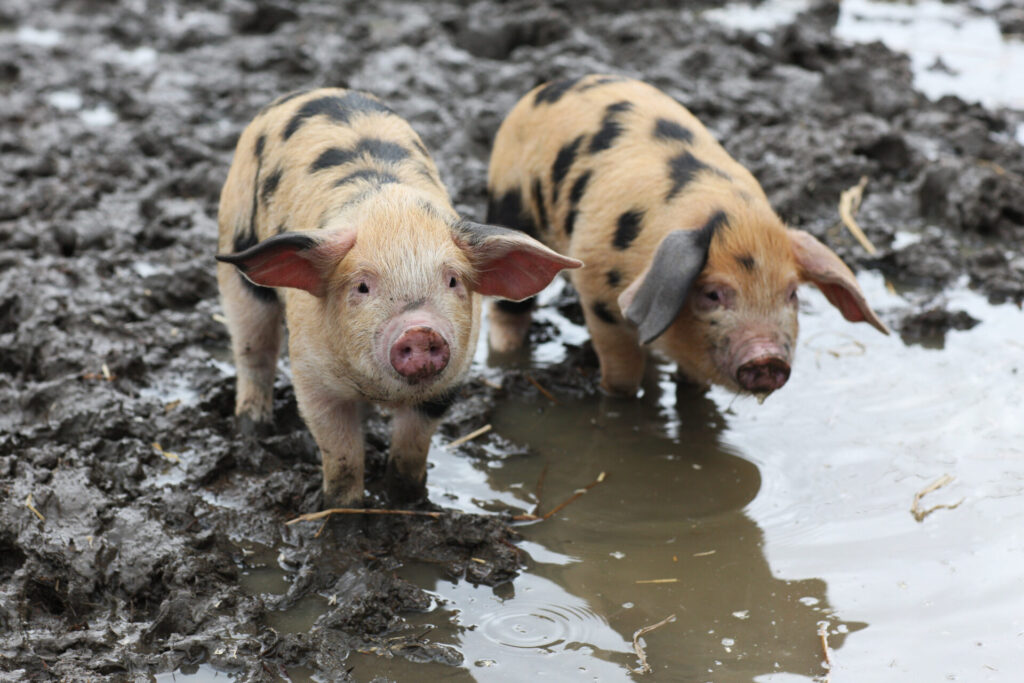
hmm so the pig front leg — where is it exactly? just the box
[217,262,283,430]
[585,305,647,397]
[487,298,535,353]
[386,405,440,503]
[292,376,365,508]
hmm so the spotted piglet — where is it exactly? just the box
[216,89,581,507]
[487,75,888,398]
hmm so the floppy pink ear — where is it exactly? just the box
[788,229,889,335]
[455,222,582,300]
[216,231,356,297]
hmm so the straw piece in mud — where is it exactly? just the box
[525,374,558,404]
[635,578,678,585]
[911,474,964,522]
[25,494,45,522]
[286,507,445,525]
[818,621,833,668]
[632,613,677,674]
[446,424,492,449]
[512,470,607,522]
[152,442,180,463]
[838,175,878,255]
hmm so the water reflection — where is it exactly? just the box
[421,360,863,681]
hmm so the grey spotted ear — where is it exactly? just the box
[617,228,713,344]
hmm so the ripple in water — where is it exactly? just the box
[478,601,611,651]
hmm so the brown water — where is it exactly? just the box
[173,272,1023,683]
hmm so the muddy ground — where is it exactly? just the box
[1,0,1022,679]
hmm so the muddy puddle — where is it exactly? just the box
[220,276,1023,682]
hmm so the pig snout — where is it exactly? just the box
[390,326,450,382]
[736,356,791,393]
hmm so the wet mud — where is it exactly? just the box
[1,0,1022,680]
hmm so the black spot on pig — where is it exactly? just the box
[412,138,430,159]
[260,167,282,204]
[311,147,354,172]
[486,188,538,237]
[564,209,577,235]
[552,135,584,203]
[666,152,729,201]
[230,230,278,304]
[532,178,549,231]
[334,169,400,190]
[606,269,621,287]
[654,118,694,144]
[589,101,632,153]
[275,223,287,235]
[701,211,728,239]
[254,134,266,159]
[283,93,393,140]
[613,209,644,250]
[592,301,617,324]
[311,139,409,172]
[569,170,591,205]
[534,76,583,106]
[736,254,756,271]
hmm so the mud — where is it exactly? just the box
[1,0,1022,680]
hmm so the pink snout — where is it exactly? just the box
[390,326,450,382]
[736,357,791,394]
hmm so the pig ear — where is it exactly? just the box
[618,229,712,344]
[454,221,583,301]
[215,231,356,298]
[788,229,890,335]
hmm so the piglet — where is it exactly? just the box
[486,75,888,397]
[216,88,581,506]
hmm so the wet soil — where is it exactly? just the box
[1,0,1022,680]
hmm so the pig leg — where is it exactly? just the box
[488,298,535,353]
[218,263,283,428]
[292,375,365,507]
[584,304,646,397]
[386,406,436,502]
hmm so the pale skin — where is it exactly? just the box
[217,88,581,507]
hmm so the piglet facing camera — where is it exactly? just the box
[216,89,581,507]
[487,75,888,398]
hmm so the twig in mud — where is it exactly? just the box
[838,176,878,255]
[25,494,45,522]
[446,424,492,449]
[540,471,605,520]
[152,442,180,463]
[525,374,558,404]
[635,578,678,585]
[911,474,964,522]
[693,550,716,557]
[818,621,833,668]
[632,613,677,674]
[101,363,113,382]
[286,507,445,525]
[512,471,607,522]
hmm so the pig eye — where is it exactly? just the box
[448,276,457,288]
[705,291,720,302]
[788,287,798,304]
[357,282,370,294]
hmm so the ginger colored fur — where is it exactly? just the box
[488,75,886,395]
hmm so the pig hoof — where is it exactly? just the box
[236,414,273,438]
[390,326,450,383]
[385,471,427,505]
[736,357,791,393]
[323,490,364,510]
[599,379,640,398]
